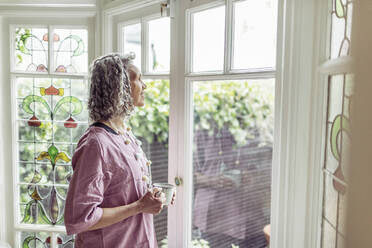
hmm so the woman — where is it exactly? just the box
[64,53,175,247]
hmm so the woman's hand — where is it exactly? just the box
[138,190,163,215]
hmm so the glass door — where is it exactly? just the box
[180,0,278,247]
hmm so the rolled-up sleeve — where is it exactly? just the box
[64,138,107,235]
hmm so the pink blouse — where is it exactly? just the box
[64,124,157,248]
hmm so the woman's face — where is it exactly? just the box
[128,65,146,107]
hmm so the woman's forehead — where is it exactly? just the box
[127,64,141,80]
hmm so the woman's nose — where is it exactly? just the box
[142,81,147,89]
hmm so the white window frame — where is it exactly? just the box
[0,7,96,246]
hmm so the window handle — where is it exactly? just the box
[174,176,183,186]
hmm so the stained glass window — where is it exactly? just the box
[321,0,354,246]
[54,29,88,74]
[13,26,89,247]
[16,77,88,228]
[18,232,74,248]
[330,0,353,58]
[322,74,353,248]
[14,28,49,72]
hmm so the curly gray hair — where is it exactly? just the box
[88,53,136,122]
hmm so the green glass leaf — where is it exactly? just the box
[22,95,51,115]
[330,115,350,161]
[21,202,32,223]
[335,0,345,18]
[36,152,51,162]
[17,54,23,64]
[69,35,84,56]
[55,152,71,163]
[37,201,52,224]
[22,236,36,248]
[29,170,42,184]
[53,96,83,117]
[48,145,59,164]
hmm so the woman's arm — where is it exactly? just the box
[87,190,163,231]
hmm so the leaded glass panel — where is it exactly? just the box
[14,28,48,73]
[19,231,50,248]
[330,0,353,58]
[53,29,88,74]
[322,74,353,248]
[16,76,88,228]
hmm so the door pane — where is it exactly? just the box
[232,0,277,70]
[122,23,141,69]
[192,6,225,72]
[148,18,170,73]
[192,79,274,248]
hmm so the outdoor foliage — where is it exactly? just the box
[130,80,274,147]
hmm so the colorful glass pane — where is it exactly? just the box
[14,28,48,72]
[19,231,50,248]
[16,76,88,229]
[330,0,353,58]
[54,29,88,73]
[58,233,75,248]
[322,74,353,248]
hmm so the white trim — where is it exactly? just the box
[0,3,95,8]
[224,0,233,73]
[104,0,163,15]
[14,224,66,233]
[270,0,328,247]
[0,8,96,17]
[143,19,149,74]
[0,0,96,8]
[185,70,276,81]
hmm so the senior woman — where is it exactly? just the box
[64,53,174,247]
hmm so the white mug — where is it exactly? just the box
[153,183,176,206]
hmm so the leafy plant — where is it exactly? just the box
[130,80,274,147]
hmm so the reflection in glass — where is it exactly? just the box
[148,18,170,73]
[192,79,274,247]
[192,6,225,72]
[233,0,277,70]
[122,23,141,69]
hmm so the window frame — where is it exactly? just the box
[4,14,95,247]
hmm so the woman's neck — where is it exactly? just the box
[101,117,125,134]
